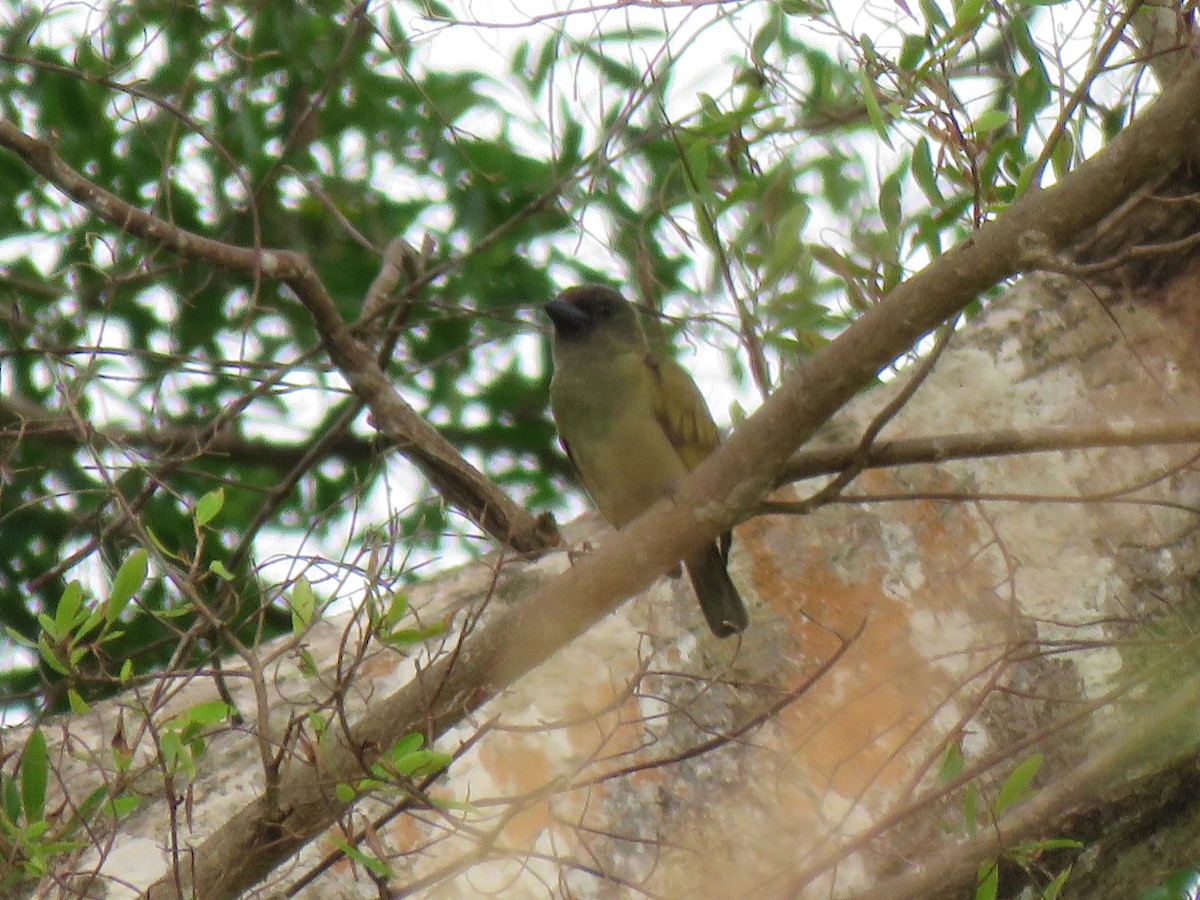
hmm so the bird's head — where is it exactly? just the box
[545,285,645,347]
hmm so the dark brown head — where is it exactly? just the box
[545,285,645,347]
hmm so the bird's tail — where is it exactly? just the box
[686,541,748,638]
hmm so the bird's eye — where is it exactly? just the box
[599,302,615,317]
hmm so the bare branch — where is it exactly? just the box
[776,416,1200,484]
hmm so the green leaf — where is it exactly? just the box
[112,744,133,774]
[298,648,319,677]
[509,40,529,79]
[68,689,89,714]
[381,622,447,645]
[697,92,723,123]
[428,794,484,814]
[898,34,926,71]
[578,46,640,90]
[145,526,179,560]
[209,560,233,580]
[389,733,424,761]
[194,488,225,526]
[918,0,948,28]
[766,203,811,285]
[391,749,452,778]
[1015,66,1051,133]
[751,7,783,66]
[76,784,109,822]
[3,627,38,651]
[975,860,998,900]
[994,753,1043,815]
[107,549,148,625]
[290,576,316,636]
[383,591,409,629]
[1014,158,1041,199]
[912,137,943,204]
[335,782,357,803]
[105,795,140,818]
[879,169,903,233]
[175,700,234,728]
[3,773,21,824]
[23,815,49,839]
[683,137,712,203]
[159,731,183,771]
[37,633,69,675]
[54,580,84,633]
[37,612,59,643]
[692,198,719,248]
[1050,130,1075,180]
[971,109,1010,136]
[1043,866,1071,899]
[331,835,395,878]
[938,742,965,783]
[858,69,892,147]
[953,0,987,34]
[20,729,48,824]
[963,783,978,837]
[529,35,557,91]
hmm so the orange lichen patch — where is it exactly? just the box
[778,588,943,799]
[560,686,627,757]
[379,811,425,862]
[475,733,555,845]
[560,659,652,769]
[469,647,657,850]
[737,468,1004,810]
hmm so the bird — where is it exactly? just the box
[545,284,748,637]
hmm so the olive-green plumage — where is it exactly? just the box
[545,284,748,638]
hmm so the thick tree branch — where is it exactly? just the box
[0,119,557,554]
[133,58,1200,900]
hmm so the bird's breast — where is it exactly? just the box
[551,355,688,528]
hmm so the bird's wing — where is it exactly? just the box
[646,350,720,471]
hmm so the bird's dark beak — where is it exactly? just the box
[545,299,592,337]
